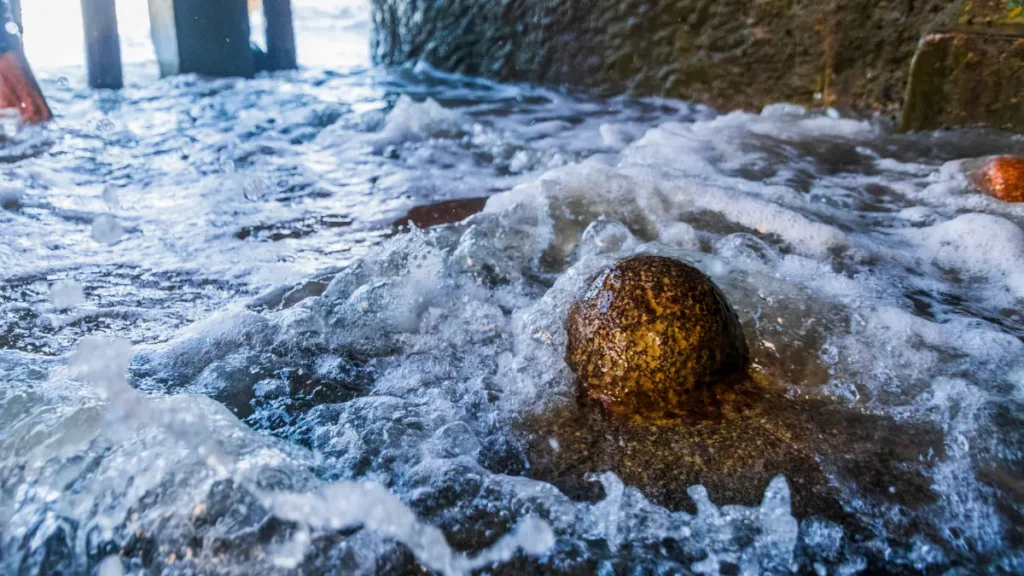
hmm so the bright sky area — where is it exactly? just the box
[19,0,369,79]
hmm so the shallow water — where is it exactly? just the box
[3,5,1024,575]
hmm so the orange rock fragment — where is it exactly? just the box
[973,157,1024,203]
[0,49,52,124]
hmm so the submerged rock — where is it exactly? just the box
[517,383,945,524]
[565,255,747,419]
[972,156,1024,203]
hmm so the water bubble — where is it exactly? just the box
[92,214,124,244]
[242,174,273,201]
[70,337,134,400]
[428,421,480,459]
[102,186,119,209]
[95,118,117,133]
[574,219,639,260]
[0,186,23,209]
[658,221,700,250]
[50,280,85,310]
[96,555,124,576]
[713,233,779,269]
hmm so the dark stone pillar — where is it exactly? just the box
[148,0,254,78]
[80,0,123,89]
[263,0,297,70]
[0,0,18,52]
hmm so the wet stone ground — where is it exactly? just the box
[2,6,1024,575]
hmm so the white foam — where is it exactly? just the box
[376,95,465,146]
[268,482,554,576]
[904,213,1024,303]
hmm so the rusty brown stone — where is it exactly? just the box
[565,255,747,419]
[0,50,51,124]
[972,156,1024,203]
[393,197,488,229]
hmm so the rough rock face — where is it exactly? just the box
[518,385,945,521]
[901,32,1024,132]
[565,255,747,419]
[371,0,959,115]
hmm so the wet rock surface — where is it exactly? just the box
[901,31,1024,132]
[971,156,1024,203]
[517,381,946,534]
[565,255,747,418]
[372,0,959,115]
[4,24,1024,572]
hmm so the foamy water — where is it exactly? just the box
[2,5,1024,574]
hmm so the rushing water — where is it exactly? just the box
[3,4,1024,575]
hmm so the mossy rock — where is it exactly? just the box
[901,32,1024,132]
[565,255,748,419]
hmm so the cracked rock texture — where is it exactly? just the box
[371,0,961,115]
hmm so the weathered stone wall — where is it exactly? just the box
[371,0,961,115]
[901,31,1024,132]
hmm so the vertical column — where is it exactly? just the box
[80,0,123,89]
[148,0,254,78]
[262,0,297,70]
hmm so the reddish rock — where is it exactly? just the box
[393,197,488,229]
[973,157,1024,203]
[0,50,51,124]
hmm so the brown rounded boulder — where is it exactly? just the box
[972,156,1024,203]
[566,255,748,419]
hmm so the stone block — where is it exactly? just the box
[900,30,1024,132]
